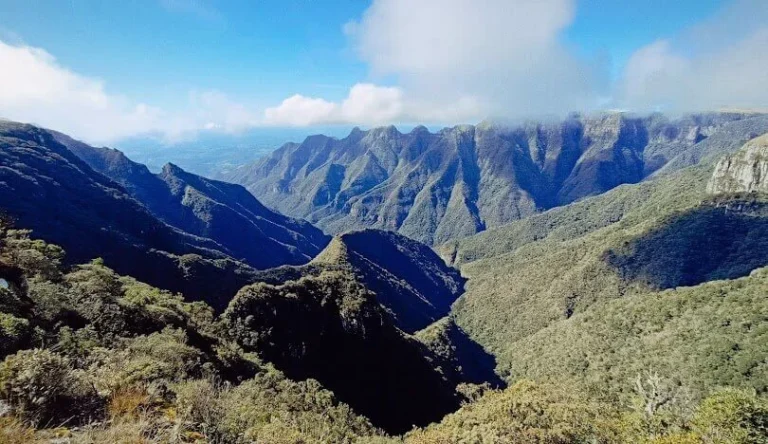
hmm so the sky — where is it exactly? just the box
[0,0,766,143]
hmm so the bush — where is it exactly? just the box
[692,389,768,444]
[0,313,32,358]
[405,380,621,443]
[2,230,63,281]
[0,349,103,425]
[173,379,224,440]
[217,369,379,444]
[88,329,206,394]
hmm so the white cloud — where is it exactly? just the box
[344,0,606,119]
[264,94,339,126]
[0,40,261,143]
[264,83,404,126]
[263,83,481,126]
[4,0,767,140]
[270,0,768,124]
[618,0,768,112]
[0,40,167,142]
[340,83,403,124]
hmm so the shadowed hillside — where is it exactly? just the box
[57,132,329,269]
[605,198,768,289]
[0,121,266,309]
[312,229,465,332]
[222,270,462,433]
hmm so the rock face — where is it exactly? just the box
[227,112,768,245]
[58,132,329,269]
[707,134,768,194]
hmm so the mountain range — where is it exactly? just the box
[226,112,768,244]
[1,116,767,442]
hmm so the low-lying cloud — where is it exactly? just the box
[270,0,768,125]
[264,84,402,126]
[0,41,164,142]
[263,83,481,126]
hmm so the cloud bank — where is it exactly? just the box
[347,0,604,118]
[271,0,768,126]
[264,83,481,126]
[0,41,165,142]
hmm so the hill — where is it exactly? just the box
[0,121,267,309]
[311,229,465,333]
[58,133,329,268]
[0,218,384,443]
[226,112,768,244]
[223,269,462,433]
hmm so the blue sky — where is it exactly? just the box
[0,0,766,142]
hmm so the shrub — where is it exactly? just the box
[173,379,224,440]
[406,380,621,444]
[2,230,64,281]
[0,312,32,357]
[89,329,205,393]
[692,389,768,444]
[217,369,379,443]
[0,349,103,425]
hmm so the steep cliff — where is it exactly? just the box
[707,134,768,194]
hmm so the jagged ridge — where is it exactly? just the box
[227,112,768,245]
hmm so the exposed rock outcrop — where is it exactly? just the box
[707,134,768,194]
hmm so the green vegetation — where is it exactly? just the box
[501,267,768,402]
[223,269,462,433]
[0,121,264,310]
[311,229,466,333]
[451,166,768,383]
[404,381,768,444]
[0,219,383,443]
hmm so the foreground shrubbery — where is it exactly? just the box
[0,220,382,442]
[404,380,768,444]
[0,218,766,443]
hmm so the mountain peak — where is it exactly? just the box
[228,112,768,245]
[368,124,400,137]
[162,162,184,175]
[312,229,465,333]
